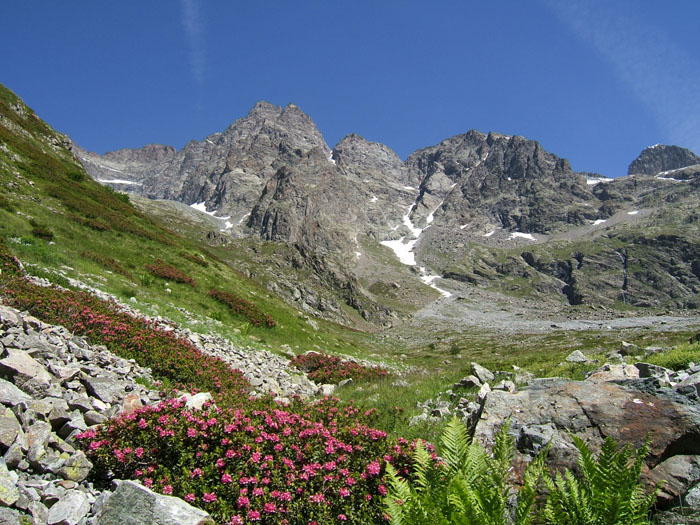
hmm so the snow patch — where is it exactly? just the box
[370,196,378,203]
[483,230,495,237]
[328,150,336,165]
[592,219,606,226]
[380,238,418,266]
[206,139,215,145]
[97,179,142,186]
[509,232,536,241]
[190,202,217,216]
[221,220,233,230]
[586,176,613,185]
[460,224,468,230]
[419,269,452,298]
[627,210,639,215]
[355,251,362,258]
[99,165,124,173]
[237,213,251,225]
[403,186,416,190]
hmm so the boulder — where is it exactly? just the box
[471,362,495,383]
[0,378,31,407]
[454,375,481,389]
[0,349,52,389]
[473,378,700,508]
[648,455,700,507]
[46,490,90,525]
[0,460,19,507]
[94,480,214,524]
[586,363,640,382]
[565,350,589,363]
[182,392,212,411]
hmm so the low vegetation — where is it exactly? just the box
[146,259,196,287]
[290,351,390,384]
[209,289,276,328]
[384,418,658,525]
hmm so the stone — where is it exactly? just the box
[0,378,31,407]
[3,443,23,469]
[0,461,19,507]
[57,451,92,482]
[0,508,24,524]
[29,501,49,524]
[83,377,123,404]
[635,362,673,380]
[493,380,516,393]
[320,384,335,396]
[648,455,700,505]
[586,363,640,382]
[94,480,214,524]
[0,408,22,449]
[471,362,495,383]
[0,348,52,387]
[25,421,52,450]
[477,382,491,403]
[182,392,212,411]
[66,396,92,413]
[455,375,481,389]
[338,378,353,387]
[47,490,90,525]
[121,393,143,414]
[0,306,21,327]
[565,350,588,363]
[83,410,107,426]
[619,340,640,356]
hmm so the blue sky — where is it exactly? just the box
[3,1,699,177]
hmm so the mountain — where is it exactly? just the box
[627,144,700,176]
[73,101,700,320]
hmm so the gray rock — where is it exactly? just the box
[57,451,92,482]
[0,378,31,407]
[83,377,122,404]
[3,443,23,470]
[94,480,214,524]
[565,350,588,363]
[0,461,19,506]
[635,362,673,380]
[47,490,90,525]
[0,507,24,524]
[182,392,212,411]
[619,341,640,356]
[585,363,640,382]
[0,306,21,327]
[471,362,495,383]
[0,348,52,387]
[477,382,491,403]
[455,375,481,389]
[320,384,336,396]
[648,455,700,506]
[0,408,22,449]
[493,380,516,393]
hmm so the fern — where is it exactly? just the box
[543,435,660,524]
[384,417,546,525]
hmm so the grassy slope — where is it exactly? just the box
[0,83,375,360]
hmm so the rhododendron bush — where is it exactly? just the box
[290,352,389,384]
[80,396,420,524]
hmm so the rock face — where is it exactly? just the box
[628,144,700,175]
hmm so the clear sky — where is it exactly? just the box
[3,1,699,177]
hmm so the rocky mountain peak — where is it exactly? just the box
[627,144,700,175]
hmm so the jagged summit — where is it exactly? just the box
[627,144,700,175]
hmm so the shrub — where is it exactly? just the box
[0,274,247,402]
[146,259,196,287]
[290,352,389,384]
[78,396,417,524]
[0,193,14,211]
[182,252,209,267]
[209,289,275,328]
[31,226,54,240]
[81,250,132,278]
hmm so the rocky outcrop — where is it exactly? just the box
[471,361,700,516]
[628,144,700,176]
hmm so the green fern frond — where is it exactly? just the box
[441,416,471,476]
